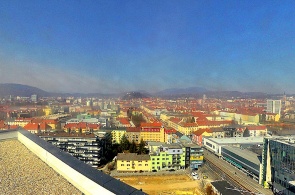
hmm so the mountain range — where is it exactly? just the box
[0,83,271,99]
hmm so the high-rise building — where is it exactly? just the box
[266,99,281,116]
[261,137,295,194]
[31,94,38,102]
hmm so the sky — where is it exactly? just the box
[0,1,295,94]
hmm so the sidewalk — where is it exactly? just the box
[110,169,189,177]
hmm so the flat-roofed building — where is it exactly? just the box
[221,146,261,182]
[38,131,110,168]
[0,129,145,195]
[203,136,264,156]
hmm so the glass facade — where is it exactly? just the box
[262,138,295,194]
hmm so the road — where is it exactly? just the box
[204,150,273,195]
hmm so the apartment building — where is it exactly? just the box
[39,132,110,168]
[117,153,150,172]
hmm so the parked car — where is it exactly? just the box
[192,175,199,180]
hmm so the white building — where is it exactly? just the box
[266,99,281,116]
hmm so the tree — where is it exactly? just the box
[137,139,148,154]
[131,113,146,127]
[243,128,250,137]
[129,140,137,153]
[120,135,130,151]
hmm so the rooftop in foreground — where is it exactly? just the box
[0,129,145,195]
[0,139,81,195]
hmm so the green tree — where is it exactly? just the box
[131,113,146,127]
[137,139,148,154]
[243,128,250,137]
[120,135,130,151]
[129,140,137,153]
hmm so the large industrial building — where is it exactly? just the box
[203,136,264,183]
[203,136,264,156]
[261,137,295,194]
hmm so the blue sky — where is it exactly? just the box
[0,1,294,94]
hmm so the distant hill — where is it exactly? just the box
[0,83,49,97]
[121,91,150,100]
[155,87,208,96]
[0,83,270,99]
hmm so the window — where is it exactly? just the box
[157,162,159,164]
[121,164,124,166]
[157,158,159,160]
[145,164,148,166]
[166,158,169,160]
[139,164,142,166]
[173,150,175,152]
[152,162,155,164]
[127,164,130,166]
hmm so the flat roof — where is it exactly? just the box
[205,136,264,145]
[0,139,81,194]
[268,136,295,147]
[0,130,145,195]
[222,146,261,165]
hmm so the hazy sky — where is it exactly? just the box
[0,1,294,94]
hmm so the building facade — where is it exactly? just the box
[261,137,295,194]
[39,132,109,168]
[117,153,150,172]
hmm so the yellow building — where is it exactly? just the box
[43,107,52,116]
[111,128,126,144]
[140,123,165,142]
[178,123,198,135]
[266,113,280,122]
[117,153,150,172]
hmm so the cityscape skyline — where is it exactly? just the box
[0,1,295,94]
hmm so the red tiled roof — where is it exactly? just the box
[118,118,130,125]
[23,122,51,130]
[140,122,162,128]
[126,127,141,132]
[193,128,212,136]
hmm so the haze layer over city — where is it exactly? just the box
[1,1,295,94]
[1,1,295,195]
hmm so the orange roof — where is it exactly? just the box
[118,118,130,125]
[169,118,182,124]
[24,122,51,130]
[140,122,162,128]
[193,128,212,136]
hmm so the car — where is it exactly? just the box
[192,175,199,180]
[152,170,157,172]
[191,172,197,176]
[169,169,175,172]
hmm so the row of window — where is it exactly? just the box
[121,164,148,166]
